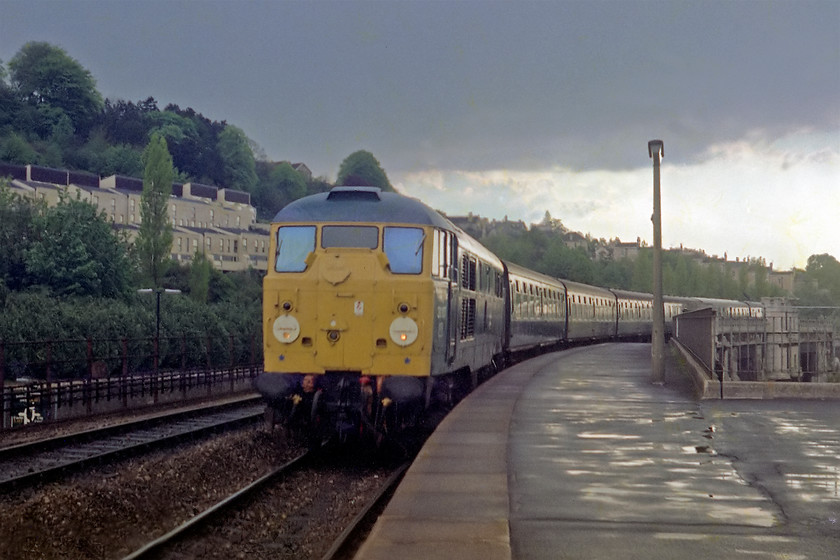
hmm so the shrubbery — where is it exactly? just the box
[0,181,263,380]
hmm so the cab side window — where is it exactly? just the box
[384,227,424,274]
[274,226,316,272]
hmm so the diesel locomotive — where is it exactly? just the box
[254,186,760,441]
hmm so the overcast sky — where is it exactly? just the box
[3,0,838,270]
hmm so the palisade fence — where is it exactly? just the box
[0,333,263,430]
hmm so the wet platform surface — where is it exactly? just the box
[355,343,840,559]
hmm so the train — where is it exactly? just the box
[255,186,762,442]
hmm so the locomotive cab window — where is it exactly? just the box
[322,225,378,249]
[384,227,424,274]
[274,226,316,272]
[432,229,457,279]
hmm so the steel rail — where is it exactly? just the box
[121,450,313,560]
[0,394,261,457]
[0,396,264,491]
[319,461,411,560]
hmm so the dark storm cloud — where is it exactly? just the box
[2,0,837,176]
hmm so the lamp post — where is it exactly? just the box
[137,288,182,344]
[648,140,665,385]
[138,287,181,403]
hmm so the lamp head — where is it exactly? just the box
[648,140,664,159]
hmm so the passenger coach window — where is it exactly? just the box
[384,227,424,274]
[275,226,316,272]
[322,226,378,249]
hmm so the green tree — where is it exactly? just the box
[0,132,38,163]
[538,241,594,284]
[631,249,653,292]
[0,58,21,130]
[253,161,307,219]
[336,150,394,191]
[49,112,75,150]
[0,180,40,291]
[8,42,103,136]
[147,109,199,176]
[594,258,633,290]
[162,103,226,183]
[803,254,840,304]
[99,97,156,147]
[137,133,174,288]
[70,131,144,177]
[217,125,258,192]
[24,192,133,297]
[188,251,212,304]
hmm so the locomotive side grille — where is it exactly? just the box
[461,298,476,340]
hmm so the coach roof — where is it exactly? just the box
[271,187,454,229]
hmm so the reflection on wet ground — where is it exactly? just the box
[770,417,840,498]
[703,398,840,534]
[510,345,782,530]
[509,343,840,558]
[498,344,840,560]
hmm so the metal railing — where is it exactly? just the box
[1,334,263,430]
[674,311,835,383]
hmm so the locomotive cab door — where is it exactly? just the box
[434,229,460,366]
[446,235,459,364]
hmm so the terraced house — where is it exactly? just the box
[1,162,270,272]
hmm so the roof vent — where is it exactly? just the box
[327,187,382,201]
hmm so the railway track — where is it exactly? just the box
[121,450,313,559]
[119,448,410,560]
[319,461,409,560]
[0,396,264,491]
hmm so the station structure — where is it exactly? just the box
[675,297,836,385]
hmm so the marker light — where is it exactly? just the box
[389,317,418,347]
[273,315,300,344]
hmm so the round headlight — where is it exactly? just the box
[389,317,418,347]
[273,315,300,344]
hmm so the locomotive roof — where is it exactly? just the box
[271,187,455,230]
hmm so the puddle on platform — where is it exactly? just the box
[577,432,642,440]
[705,502,778,527]
[784,469,840,498]
[682,445,717,455]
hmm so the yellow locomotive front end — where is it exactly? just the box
[256,187,443,441]
[262,221,432,378]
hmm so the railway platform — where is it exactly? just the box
[354,343,840,559]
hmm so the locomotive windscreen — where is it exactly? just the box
[322,225,379,248]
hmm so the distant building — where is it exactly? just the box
[2,163,270,272]
[447,213,493,238]
[769,269,796,293]
[612,237,642,260]
[275,161,313,181]
[291,162,313,181]
[533,211,567,234]
[563,231,588,250]
[593,245,610,261]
